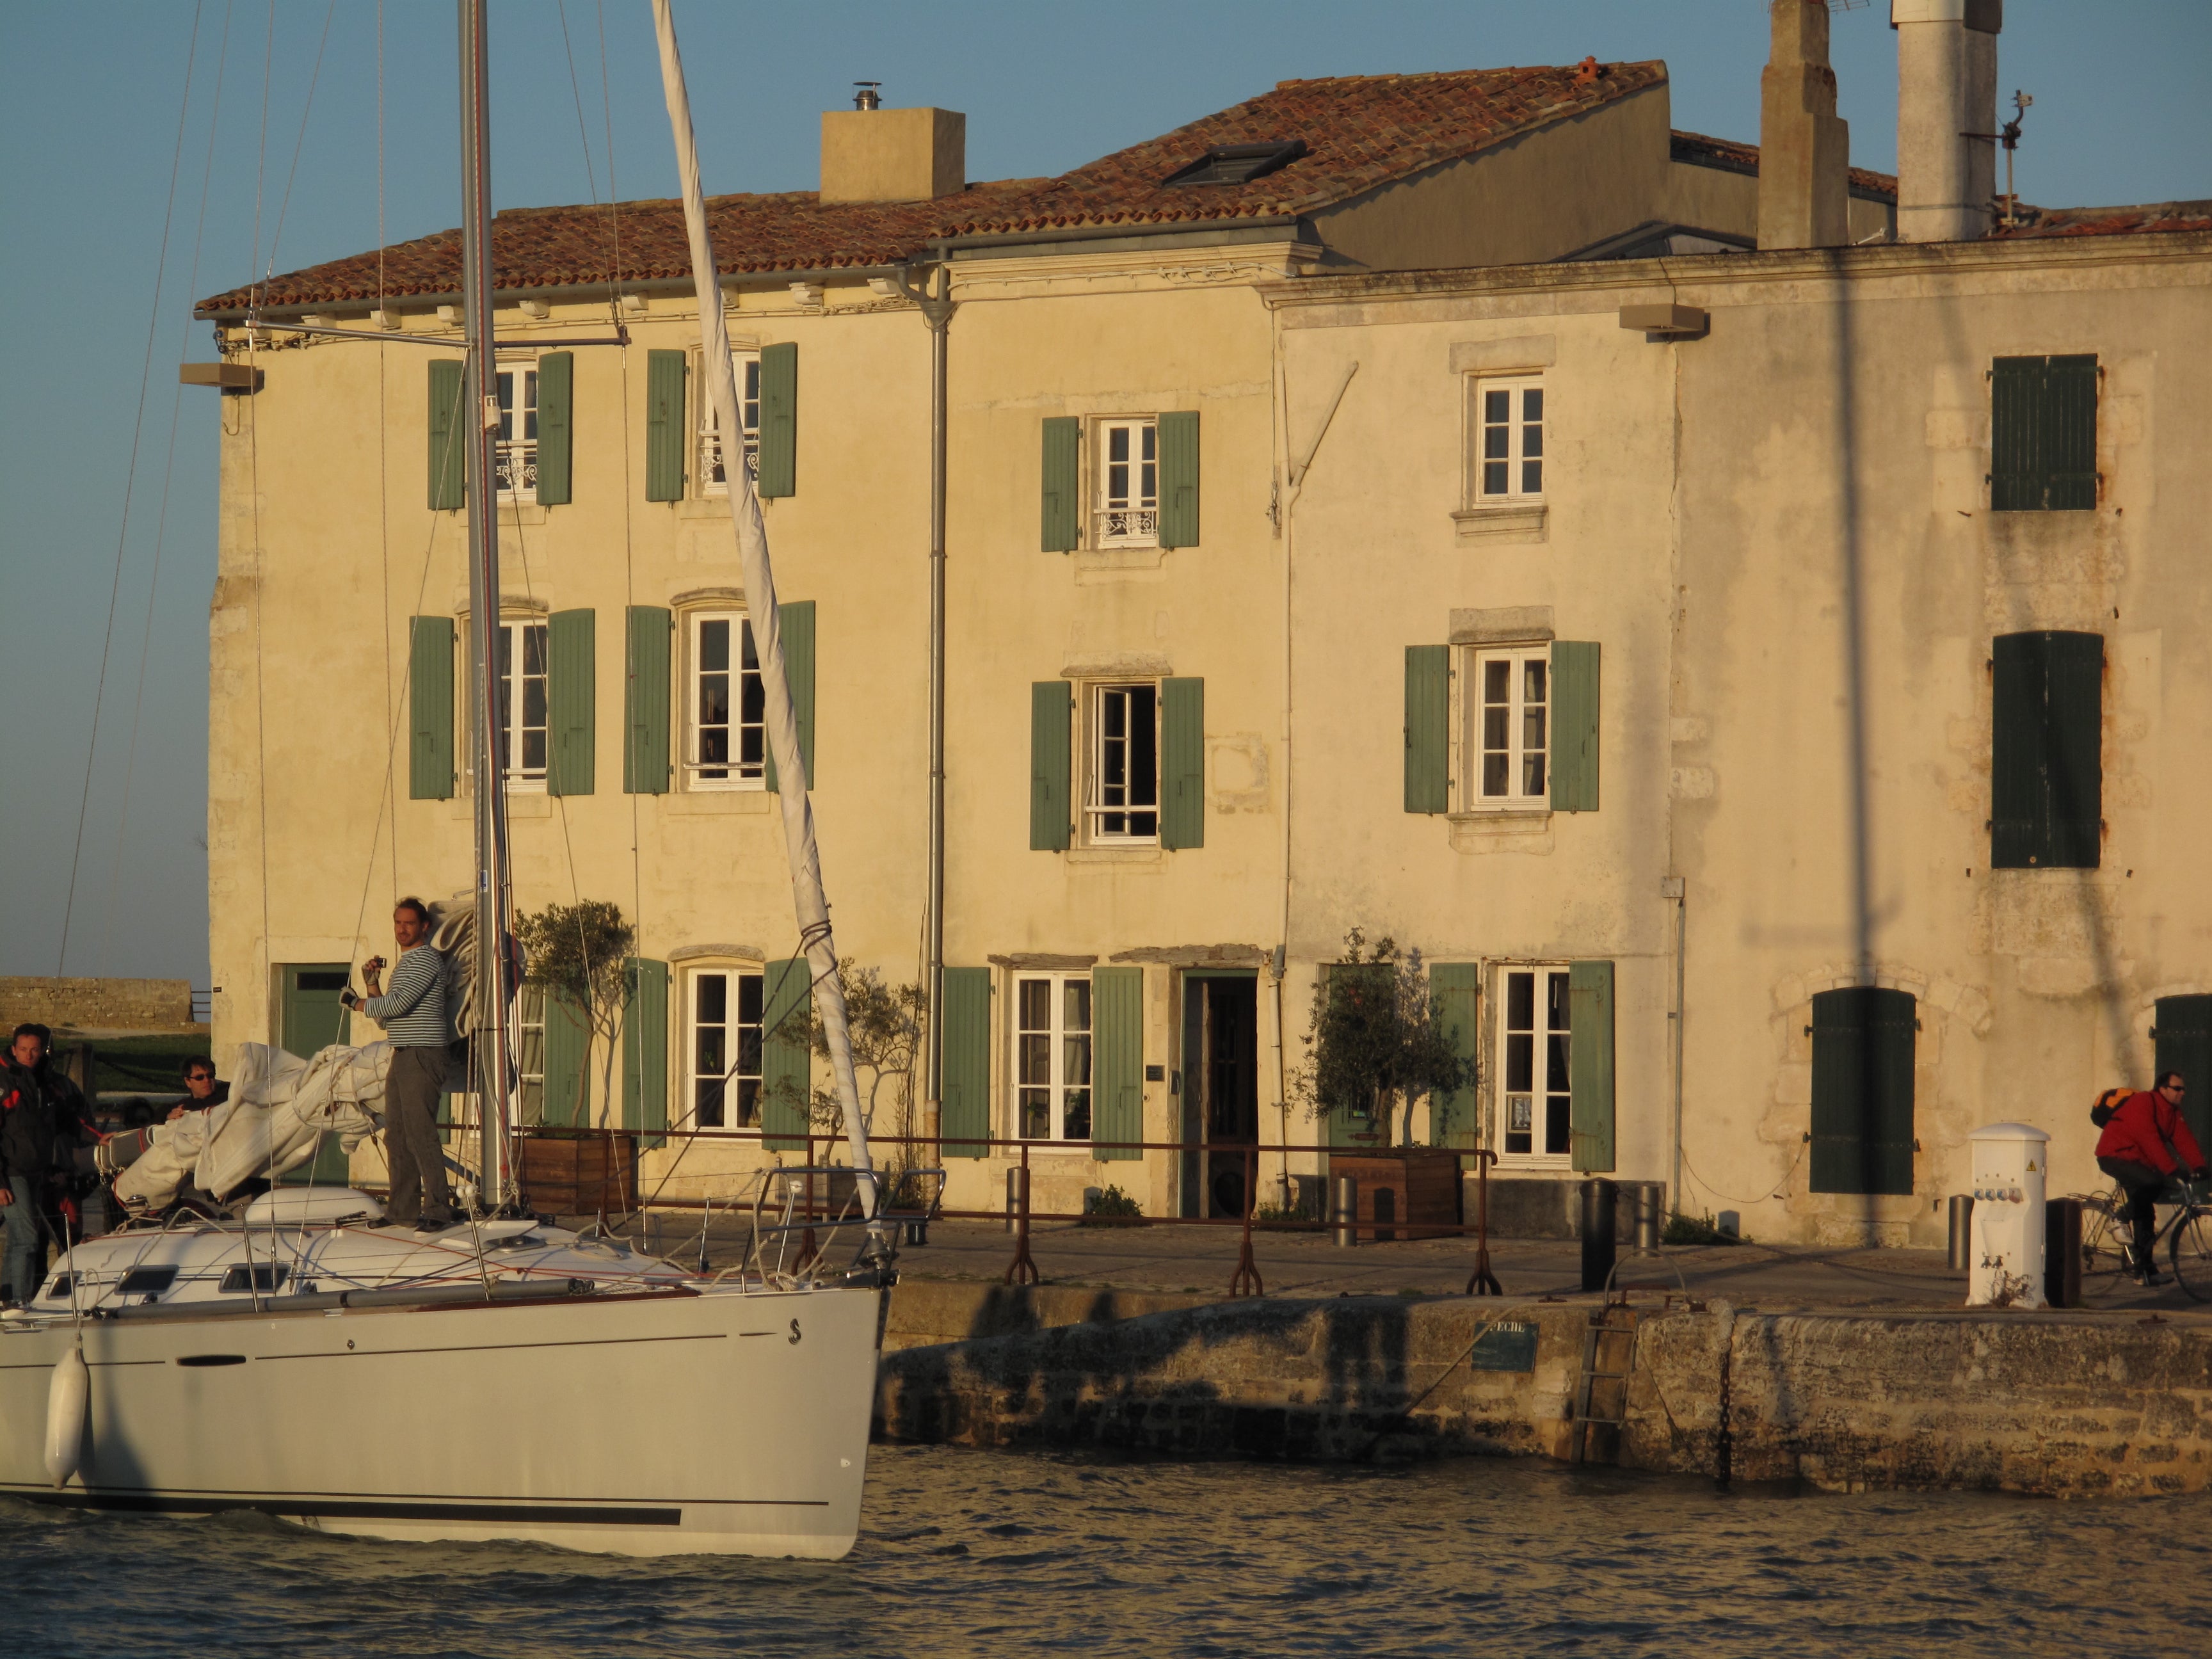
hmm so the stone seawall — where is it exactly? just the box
[0,976,195,1033]
[873,1288,2212,1497]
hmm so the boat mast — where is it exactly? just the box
[458,0,513,1210]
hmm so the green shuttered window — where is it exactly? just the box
[2154,995,2212,1165]
[761,956,812,1151]
[1991,631,2101,869]
[757,341,797,499]
[624,605,672,794]
[1550,641,1601,813]
[1992,354,2097,512]
[940,966,992,1159]
[1092,965,1144,1162]
[408,616,456,800]
[763,599,815,794]
[1157,410,1201,549]
[621,958,670,1148]
[1029,681,1073,851]
[645,349,686,501]
[547,608,595,796]
[428,359,467,510]
[1160,677,1205,851]
[1567,960,1615,1172]
[1040,417,1081,552]
[540,990,590,1128]
[1404,645,1450,813]
[535,351,574,505]
[1429,963,1481,1150]
[1809,986,1916,1196]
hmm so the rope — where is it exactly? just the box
[1679,1136,1810,1210]
[258,0,337,287]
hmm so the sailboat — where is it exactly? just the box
[0,0,897,1559]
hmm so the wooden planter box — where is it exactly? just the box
[1329,1150,1464,1240]
[519,1130,637,1218]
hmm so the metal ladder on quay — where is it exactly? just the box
[1567,1305,1642,1466]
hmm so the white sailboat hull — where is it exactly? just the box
[0,1283,883,1557]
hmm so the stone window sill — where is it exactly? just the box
[677,497,732,520]
[1452,502,1548,545]
[1074,544,1169,584]
[1447,810,1553,855]
[664,788,774,815]
[1066,844,1164,869]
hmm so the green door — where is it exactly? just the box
[280,964,353,1184]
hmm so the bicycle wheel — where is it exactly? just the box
[2167,1209,2212,1302]
[2078,1199,2136,1307]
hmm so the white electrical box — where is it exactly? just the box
[1966,1121,2049,1308]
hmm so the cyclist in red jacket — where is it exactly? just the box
[2096,1071,2209,1285]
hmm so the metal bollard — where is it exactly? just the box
[1331,1175,1359,1248]
[1632,1183,1662,1254]
[2044,1196,2082,1308]
[1580,1177,1618,1294]
[1005,1165,1029,1234]
[1947,1194,1975,1272]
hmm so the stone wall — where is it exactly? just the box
[0,977,195,1034]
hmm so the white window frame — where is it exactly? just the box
[493,356,539,502]
[1013,972,1094,1146]
[1085,681,1161,844]
[699,351,762,497]
[684,609,765,792]
[1497,963,1573,1169]
[1464,645,1548,811]
[495,617,550,790]
[1093,417,1158,547]
[1470,374,1544,503]
[687,966,765,1130]
[516,982,545,1125]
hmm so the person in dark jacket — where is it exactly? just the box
[1,1023,99,1306]
[2095,1070,2209,1286]
[166,1057,229,1121]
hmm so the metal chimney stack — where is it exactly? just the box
[1892,0,2003,241]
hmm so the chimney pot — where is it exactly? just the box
[1758,0,1852,250]
[1891,0,2003,241]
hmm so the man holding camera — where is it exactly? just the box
[343,898,457,1231]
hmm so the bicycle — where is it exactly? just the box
[2077,1172,2212,1304]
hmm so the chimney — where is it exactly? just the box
[1892,1,2003,241]
[1758,0,1852,250]
[819,92,965,204]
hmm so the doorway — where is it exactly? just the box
[1180,972,1258,1218]
[278,964,352,1184]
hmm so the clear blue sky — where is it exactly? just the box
[3,1,2206,988]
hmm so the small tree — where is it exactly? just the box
[766,960,926,1171]
[514,899,635,1130]
[1291,929,1475,1147]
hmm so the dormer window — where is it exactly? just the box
[1162,140,1308,188]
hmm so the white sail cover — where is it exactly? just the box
[114,1041,391,1209]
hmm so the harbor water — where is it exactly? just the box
[4,1446,2209,1656]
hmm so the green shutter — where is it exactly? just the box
[1030,680,1072,851]
[2154,995,2212,1162]
[1568,960,1615,1172]
[1041,416,1081,552]
[1430,963,1481,1151]
[761,956,813,1151]
[536,351,573,505]
[547,608,595,796]
[758,341,797,499]
[1992,631,2102,869]
[1990,356,2042,511]
[1809,986,1916,1196]
[2045,355,2099,511]
[1157,410,1201,549]
[623,605,671,794]
[1550,640,1601,813]
[1992,354,2099,512]
[428,358,466,510]
[645,349,686,501]
[940,966,991,1159]
[1092,965,1144,1163]
[1404,645,1450,813]
[1160,676,1205,851]
[541,988,589,1128]
[620,958,669,1150]
[764,598,815,794]
[408,616,456,800]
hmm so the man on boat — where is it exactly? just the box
[342,899,458,1231]
[166,1055,229,1121]
[0,1023,99,1306]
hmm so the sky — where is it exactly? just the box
[2,0,2208,991]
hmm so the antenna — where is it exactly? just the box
[852,81,882,111]
[1964,89,2033,228]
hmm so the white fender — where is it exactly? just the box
[44,1343,88,1488]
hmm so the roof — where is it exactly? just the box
[1669,129,1899,200]
[1987,200,2212,239]
[199,60,1669,316]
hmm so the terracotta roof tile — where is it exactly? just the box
[1985,200,2212,239]
[1669,128,1899,200]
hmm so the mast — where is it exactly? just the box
[649,0,881,1238]
[458,0,513,1210]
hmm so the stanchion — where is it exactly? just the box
[1229,1144,1264,1297]
[797,1132,818,1272]
[1004,1143,1039,1285]
[1331,1174,1358,1248]
[1465,1149,1502,1295]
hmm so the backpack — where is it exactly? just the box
[2090,1087,2131,1129]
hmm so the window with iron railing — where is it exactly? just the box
[494,362,538,501]
[1095,417,1158,545]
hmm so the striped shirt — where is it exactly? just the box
[361,943,451,1046]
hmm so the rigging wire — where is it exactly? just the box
[55,0,209,975]
[259,0,338,285]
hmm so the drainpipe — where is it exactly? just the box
[892,255,956,1154]
[1665,876,1687,1216]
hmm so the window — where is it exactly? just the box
[1095,419,1158,545]
[1499,966,1571,1164]
[1468,647,1548,809]
[1809,986,1916,1196]
[1991,354,2096,511]
[1088,683,1159,841]
[700,354,762,495]
[1991,631,2103,869]
[689,968,764,1128]
[516,982,545,1126]
[1473,378,1544,501]
[687,611,765,790]
[495,620,550,788]
[1015,974,1093,1143]
[493,360,538,501]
